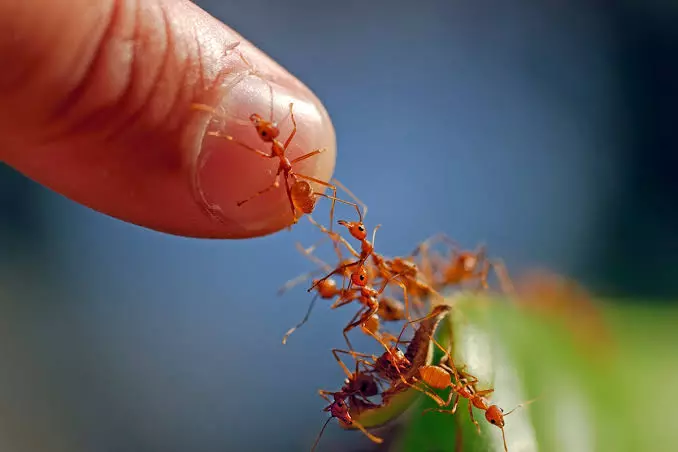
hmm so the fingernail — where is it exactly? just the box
[190,55,336,238]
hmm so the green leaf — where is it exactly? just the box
[390,295,678,452]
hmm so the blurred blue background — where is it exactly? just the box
[1,1,677,451]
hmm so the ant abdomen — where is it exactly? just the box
[419,365,451,390]
[362,314,380,336]
[290,180,316,214]
[316,279,338,298]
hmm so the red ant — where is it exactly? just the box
[413,234,514,294]
[306,209,380,292]
[191,53,359,229]
[312,392,383,451]
[193,100,355,226]
[417,339,535,452]
[308,220,443,321]
[300,178,369,260]
[306,220,423,331]
[371,252,442,315]
[321,349,385,415]
[334,270,409,350]
[359,307,453,407]
[281,270,406,347]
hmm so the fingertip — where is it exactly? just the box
[187,61,336,239]
[0,0,337,240]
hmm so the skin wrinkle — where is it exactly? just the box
[110,0,172,137]
[48,0,122,133]
[104,0,150,138]
[160,15,196,133]
[63,0,138,140]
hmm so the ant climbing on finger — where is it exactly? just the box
[191,53,359,229]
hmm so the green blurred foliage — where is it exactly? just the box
[365,296,678,452]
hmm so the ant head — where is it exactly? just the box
[338,220,367,241]
[249,114,279,142]
[485,405,505,428]
[330,396,353,425]
[351,266,369,287]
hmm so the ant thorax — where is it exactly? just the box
[462,255,478,271]
[361,286,378,298]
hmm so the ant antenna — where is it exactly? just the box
[331,178,368,221]
[282,293,320,344]
[310,417,333,452]
[504,397,539,416]
[371,224,382,249]
[276,102,294,129]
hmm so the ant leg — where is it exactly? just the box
[468,399,481,434]
[359,325,446,406]
[330,293,359,310]
[343,309,372,351]
[305,215,361,260]
[395,308,449,346]
[345,307,378,333]
[281,293,320,344]
[295,242,335,271]
[317,389,333,403]
[297,174,364,223]
[282,102,297,150]
[282,173,298,221]
[488,258,515,294]
[332,178,368,221]
[351,420,384,444]
[332,348,373,378]
[308,261,359,293]
[341,309,364,351]
[423,392,461,415]
[387,279,412,322]
[236,172,281,207]
[414,233,461,256]
[290,149,326,166]
[400,377,448,406]
[206,131,272,158]
[370,224,382,250]
[277,269,325,296]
